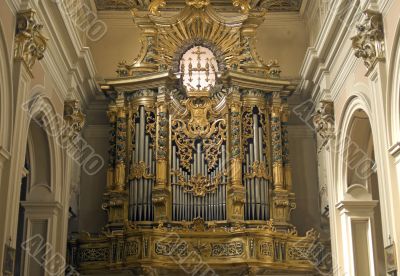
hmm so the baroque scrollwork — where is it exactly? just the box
[155,241,188,257]
[172,170,225,197]
[351,10,385,75]
[245,161,270,180]
[171,97,227,171]
[130,161,154,180]
[210,241,244,257]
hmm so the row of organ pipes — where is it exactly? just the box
[126,101,271,222]
[129,105,155,221]
[171,143,227,221]
[243,108,270,221]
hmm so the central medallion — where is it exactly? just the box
[180,45,219,97]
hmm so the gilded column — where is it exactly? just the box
[281,98,292,192]
[106,101,117,191]
[152,87,171,221]
[227,87,245,222]
[114,93,127,192]
[271,92,284,191]
[270,92,293,229]
[103,92,129,231]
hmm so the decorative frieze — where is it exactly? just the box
[155,241,188,257]
[312,100,334,149]
[351,10,385,75]
[14,9,47,71]
[210,241,244,257]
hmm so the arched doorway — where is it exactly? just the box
[14,116,52,275]
[339,108,385,276]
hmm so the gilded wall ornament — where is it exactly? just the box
[351,10,385,75]
[14,9,48,71]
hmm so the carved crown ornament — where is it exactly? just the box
[63,99,86,140]
[14,9,48,72]
[351,10,385,76]
[312,100,335,150]
[113,0,282,81]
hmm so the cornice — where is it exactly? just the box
[299,0,371,102]
[29,0,98,108]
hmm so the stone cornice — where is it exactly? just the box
[299,0,371,100]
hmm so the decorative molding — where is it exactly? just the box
[351,10,385,76]
[312,100,334,150]
[14,9,48,73]
[64,100,86,140]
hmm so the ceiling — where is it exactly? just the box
[94,0,303,12]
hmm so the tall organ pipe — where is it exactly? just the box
[249,143,255,220]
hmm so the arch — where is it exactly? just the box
[24,89,64,202]
[386,16,400,146]
[335,89,373,201]
[335,91,386,275]
[0,18,14,156]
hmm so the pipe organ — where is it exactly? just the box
[68,1,331,275]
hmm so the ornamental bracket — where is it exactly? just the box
[14,9,48,73]
[64,99,86,142]
[351,10,385,76]
[312,100,334,151]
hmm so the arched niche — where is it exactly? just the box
[345,109,374,193]
[26,118,52,201]
[336,97,385,276]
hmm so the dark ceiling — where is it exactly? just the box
[94,0,303,12]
